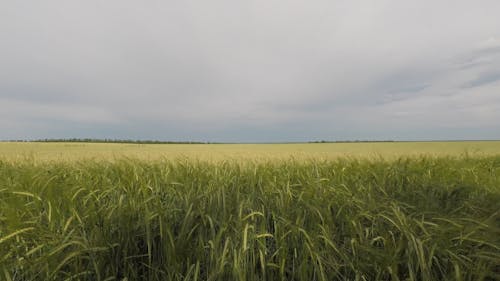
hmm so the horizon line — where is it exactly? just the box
[1,138,500,144]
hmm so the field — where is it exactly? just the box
[1,141,500,162]
[1,142,499,280]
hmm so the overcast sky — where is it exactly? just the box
[1,1,500,142]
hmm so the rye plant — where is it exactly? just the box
[0,156,499,280]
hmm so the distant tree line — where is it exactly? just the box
[12,138,213,144]
[3,139,495,144]
[3,139,398,144]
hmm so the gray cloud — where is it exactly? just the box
[1,0,500,141]
[464,71,500,88]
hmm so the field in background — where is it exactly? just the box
[1,141,500,161]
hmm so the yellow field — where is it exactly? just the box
[1,141,499,162]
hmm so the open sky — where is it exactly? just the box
[1,1,500,142]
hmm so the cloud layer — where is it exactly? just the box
[1,0,500,141]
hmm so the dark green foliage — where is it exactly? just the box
[29,138,210,144]
[0,157,499,280]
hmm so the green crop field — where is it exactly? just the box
[1,142,499,280]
